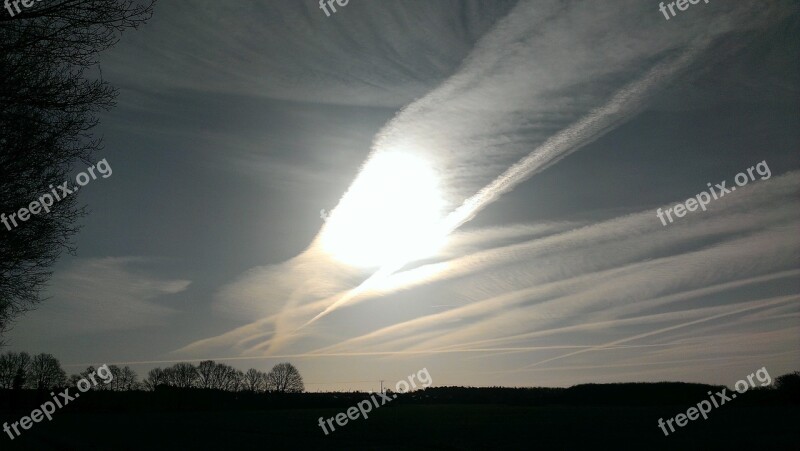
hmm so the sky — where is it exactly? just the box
[5,0,800,392]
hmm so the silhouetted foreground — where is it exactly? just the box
[1,379,798,450]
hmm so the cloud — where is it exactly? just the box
[180,169,799,367]
[338,172,799,350]
[301,0,795,322]
[8,257,190,337]
[176,0,798,382]
[370,0,794,207]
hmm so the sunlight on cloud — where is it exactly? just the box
[185,0,797,372]
[320,151,447,268]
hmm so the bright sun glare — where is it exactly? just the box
[320,152,446,268]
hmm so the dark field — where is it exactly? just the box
[2,385,798,450]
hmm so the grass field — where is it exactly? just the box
[3,403,798,450]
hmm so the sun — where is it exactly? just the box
[320,152,446,268]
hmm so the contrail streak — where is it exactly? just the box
[522,294,799,369]
[440,44,706,234]
[304,42,707,327]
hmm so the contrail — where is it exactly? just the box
[522,294,799,369]
[440,43,707,234]
[304,264,398,326]
[304,42,708,327]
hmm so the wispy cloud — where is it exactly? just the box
[174,0,799,386]
[301,173,798,355]
[301,0,794,323]
[8,257,190,337]
[180,171,798,374]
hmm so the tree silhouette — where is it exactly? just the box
[119,366,139,390]
[0,351,30,389]
[143,367,167,391]
[244,368,265,392]
[265,362,304,393]
[775,370,800,400]
[165,362,198,389]
[67,373,83,388]
[78,365,99,390]
[107,365,123,391]
[25,353,66,390]
[196,360,217,389]
[231,369,245,392]
[213,362,239,391]
[0,0,156,340]
[194,360,243,391]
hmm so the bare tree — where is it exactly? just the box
[67,373,83,388]
[265,362,304,393]
[196,360,218,389]
[231,370,245,392]
[77,366,100,390]
[261,372,275,393]
[161,367,176,387]
[107,365,123,391]
[104,365,137,391]
[210,362,238,391]
[0,0,156,339]
[166,362,197,389]
[244,368,265,392]
[26,353,66,390]
[0,351,30,389]
[143,367,166,391]
[119,366,138,390]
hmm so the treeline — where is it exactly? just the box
[413,377,800,406]
[0,352,304,393]
[144,361,304,393]
[3,379,799,416]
